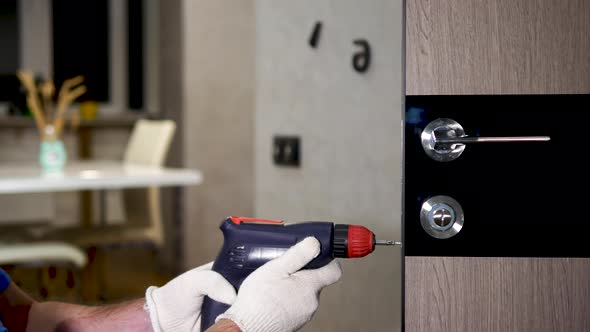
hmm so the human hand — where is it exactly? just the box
[145,262,236,332]
[217,237,342,332]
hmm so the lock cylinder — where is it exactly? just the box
[420,195,464,239]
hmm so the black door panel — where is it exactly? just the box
[405,95,590,257]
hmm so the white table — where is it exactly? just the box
[0,161,202,194]
[0,160,202,224]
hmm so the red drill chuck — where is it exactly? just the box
[333,224,399,258]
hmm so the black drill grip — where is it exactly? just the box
[201,297,230,330]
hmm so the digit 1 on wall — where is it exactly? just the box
[309,21,322,49]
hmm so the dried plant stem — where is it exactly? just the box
[17,70,86,138]
[55,84,86,136]
[54,75,85,135]
[26,95,46,132]
[40,80,55,123]
[16,71,46,132]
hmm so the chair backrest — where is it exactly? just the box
[123,119,176,167]
[122,119,176,247]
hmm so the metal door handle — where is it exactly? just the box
[421,118,550,162]
[437,136,549,144]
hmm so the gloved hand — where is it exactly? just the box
[145,262,236,332]
[217,237,343,332]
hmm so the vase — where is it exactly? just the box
[39,125,67,174]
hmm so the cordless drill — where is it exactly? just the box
[201,216,400,330]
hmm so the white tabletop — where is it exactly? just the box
[0,161,202,194]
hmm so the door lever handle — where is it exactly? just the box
[421,118,550,162]
[436,136,550,144]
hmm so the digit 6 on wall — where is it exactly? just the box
[352,39,371,73]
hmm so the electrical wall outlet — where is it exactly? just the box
[273,136,300,167]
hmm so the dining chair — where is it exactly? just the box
[33,119,176,299]
[0,242,86,267]
[0,239,87,300]
[37,119,176,247]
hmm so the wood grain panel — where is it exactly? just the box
[406,0,590,95]
[405,257,590,332]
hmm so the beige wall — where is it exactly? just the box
[181,0,255,268]
[158,0,184,272]
[255,1,403,331]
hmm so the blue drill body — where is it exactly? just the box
[200,217,336,330]
[200,216,386,330]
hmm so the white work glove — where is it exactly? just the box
[145,261,237,332]
[217,237,343,332]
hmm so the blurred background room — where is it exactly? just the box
[0,1,403,331]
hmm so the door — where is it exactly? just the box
[404,1,590,331]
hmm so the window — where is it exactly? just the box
[52,0,110,102]
[0,0,22,112]
[0,0,18,75]
[0,0,158,113]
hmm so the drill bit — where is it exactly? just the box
[375,240,402,246]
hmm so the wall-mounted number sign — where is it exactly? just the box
[308,23,372,74]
